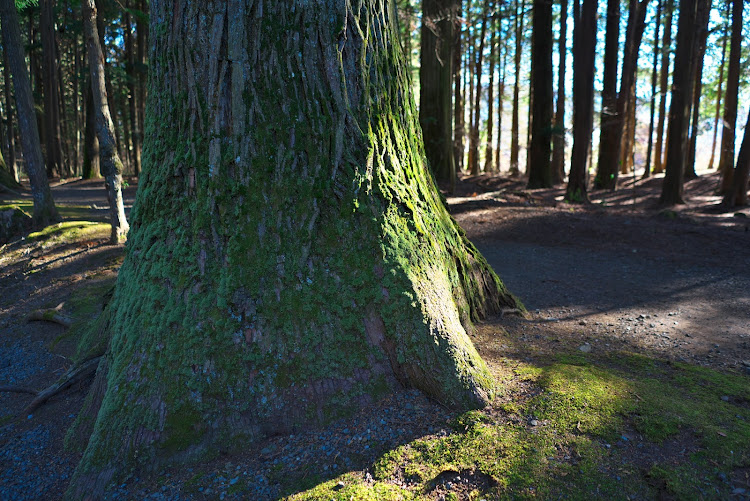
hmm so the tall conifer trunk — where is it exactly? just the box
[660,0,698,205]
[420,0,457,190]
[509,0,525,176]
[707,3,728,172]
[653,0,673,174]
[68,1,522,495]
[551,0,567,184]
[718,0,742,194]
[566,0,597,202]
[644,0,662,179]
[527,0,553,188]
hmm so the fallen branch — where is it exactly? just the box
[23,356,101,416]
[27,303,72,328]
[0,385,37,395]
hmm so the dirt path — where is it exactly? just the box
[449,173,750,373]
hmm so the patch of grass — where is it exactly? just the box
[0,201,100,221]
[27,221,110,244]
[289,353,750,500]
[287,472,415,500]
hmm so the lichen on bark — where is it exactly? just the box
[67,1,522,497]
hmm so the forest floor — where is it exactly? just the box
[0,172,749,500]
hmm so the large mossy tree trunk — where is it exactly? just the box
[67,0,522,496]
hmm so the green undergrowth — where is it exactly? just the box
[289,353,750,500]
[0,201,101,222]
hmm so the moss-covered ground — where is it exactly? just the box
[288,350,750,500]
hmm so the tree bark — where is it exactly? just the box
[67,1,522,496]
[136,0,147,154]
[643,0,662,179]
[40,0,66,179]
[82,0,129,243]
[453,1,465,174]
[509,0,526,176]
[551,0,567,184]
[621,80,636,175]
[527,0,554,188]
[684,0,710,180]
[707,1,728,172]
[659,0,698,205]
[494,48,506,171]
[566,0,597,202]
[420,0,457,190]
[468,0,489,176]
[125,1,142,176]
[653,0,673,174]
[2,43,17,180]
[594,0,620,189]
[483,10,497,173]
[595,0,650,189]
[0,0,59,226]
[725,107,750,207]
[82,80,101,179]
[717,0,742,194]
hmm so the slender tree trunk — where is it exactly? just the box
[467,21,475,173]
[528,0,554,188]
[510,0,526,176]
[0,0,59,225]
[67,1,521,495]
[495,48,505,171]
[483,11,497,173]
[644,0,662,179]
[469,0,489,175]
[718,0,742,194]
[621,80,637,175]
[659,0,698,205]
[552,0,568,184]
[596,0,650,189]
[82,81,101,179]
[453,2,464,174]
[420,0,457,190]
[707,3,728,172]
[136,0,147,155]
[566,0,597,202]
[82,0,129,243]
[594,0,621,188]
[653,0,673,174]
[125,1,141,176]
[684,0,710,180]
[40,0,65,178]
[2,44,17,180]
[725,107,750,206]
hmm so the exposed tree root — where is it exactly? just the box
[22,356,101,416]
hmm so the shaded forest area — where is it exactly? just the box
[0,0,749,500]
